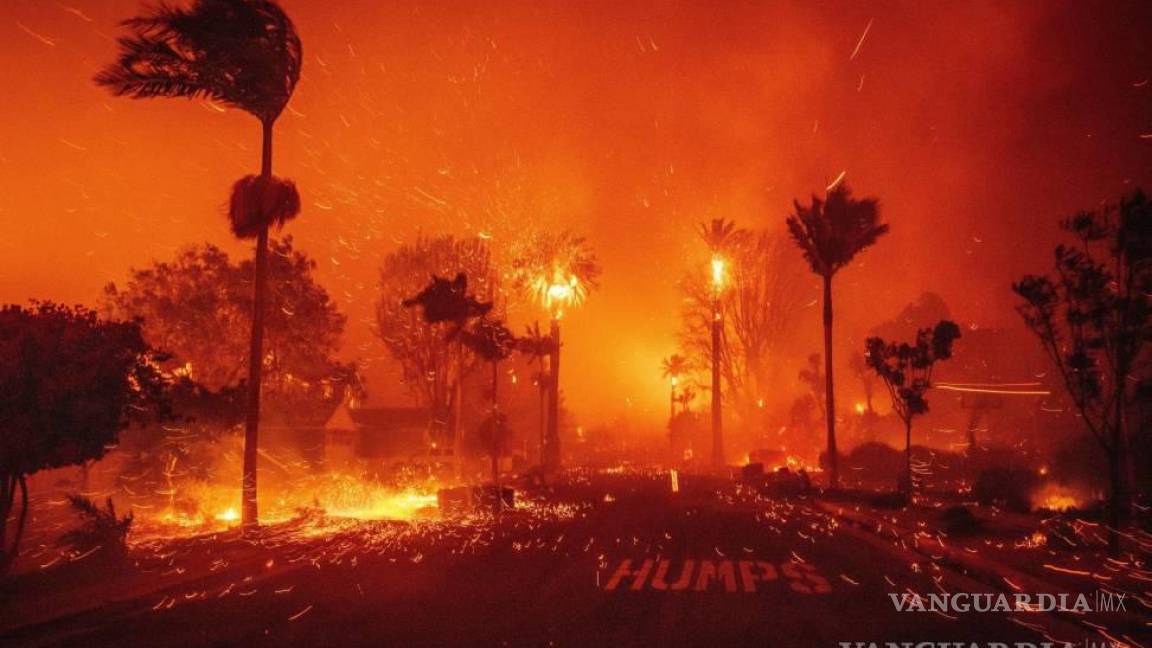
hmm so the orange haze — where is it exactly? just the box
[1,1,1150,426]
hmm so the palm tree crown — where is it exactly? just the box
[698,218,747,254]
[94,0,302,123]
[228,175,300,238]
[511,231,601,318]
[462,317,517,363]
[786,184,888,278]
[661,354,690,381]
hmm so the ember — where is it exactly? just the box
[0,1,1148,647]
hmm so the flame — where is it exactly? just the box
[710,254,726,291]
[1032,484,1082,512]
[533,271,582,319]
[137,473,441,539]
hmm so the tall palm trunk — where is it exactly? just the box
[1106,380,1126,556]
[452,340,463,464]
[0,474,28,573]
[241,118,274,529]
[822,274,839,489]
[545,318,561,470]
[538,355,546,466]
[711,299,723,469]
[491,359,500,487]
[903,419,913,495]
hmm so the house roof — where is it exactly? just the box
[325,404,429,431]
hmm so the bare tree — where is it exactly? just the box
[377,236,496,449]
[1014,190,1151,554]
[680,231,813,433]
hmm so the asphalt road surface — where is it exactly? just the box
[1,472,1096,647]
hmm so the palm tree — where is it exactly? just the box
[661,354,690,420]
[511,231,601,470]
[461,317,516,488]
[517,322,556,465]
[786,184,888,489]
[698,218,746,469]
[96,0,303,529]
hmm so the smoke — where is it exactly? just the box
[0,0,1150,425]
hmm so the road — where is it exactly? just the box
[1,472,1095,647]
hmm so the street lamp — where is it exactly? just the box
[710,253,726,471]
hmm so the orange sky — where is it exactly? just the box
[1,1,1151,426]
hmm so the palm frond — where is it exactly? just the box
[698,218,747,253]
[227,174,301,238]
[95,0,302,122]
[787,183,888,277]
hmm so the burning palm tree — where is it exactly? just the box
[786,183,888,489]
[698,218,746,469]
[96,0,303,529]
[661,354,691,420]
[511,231,600,470]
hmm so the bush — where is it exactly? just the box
[972,468,1038,513]
[938,505,983,534]
[869,491,909,509]
[58,495,133,559]
[844,442,903,486]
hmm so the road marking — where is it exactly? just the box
[603,558,831,594]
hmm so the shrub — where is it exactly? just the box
[58,495,133,559]
[938,505,983,534]
[972,468,1038,513]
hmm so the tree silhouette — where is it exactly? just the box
[462,317,517,486]
[698,218,748,256]
[696,218,749,469]
[865,320,961,494]
[403,273,494,335]
[661,354,691,421]
[403,272,494,456]
[787,183,889,488]
[510,231,600,470]
[104,238,346,397]
[848,353,875,414]
[0,303,168,572]
[680,231,810,436]
[517,322,556,463]
[96,0,304,530]
[462,316,517,404]
[1014,190,1151,554]
[378,237,496,449]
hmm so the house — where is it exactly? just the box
[323,403,431,470]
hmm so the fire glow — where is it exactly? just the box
[141,474,441,538]
[1031,484,1084,513]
